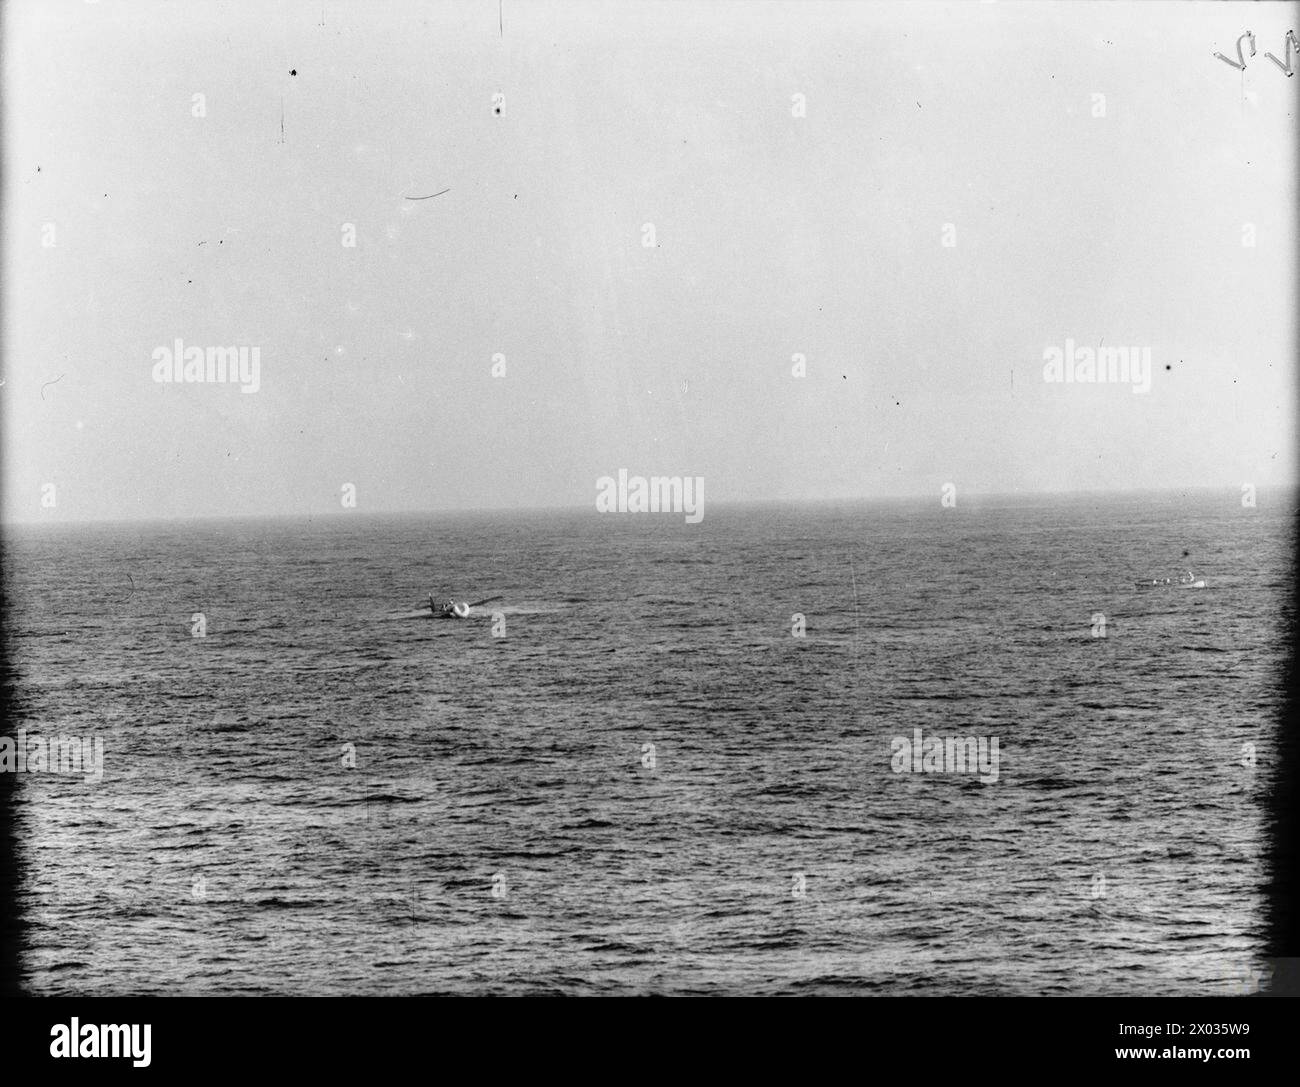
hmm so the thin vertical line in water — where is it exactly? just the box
[849,556,860,660]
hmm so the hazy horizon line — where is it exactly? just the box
[3,482,1293,530]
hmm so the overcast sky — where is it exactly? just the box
[3,0,1295,523]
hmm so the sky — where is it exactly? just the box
[2,0,1296,523]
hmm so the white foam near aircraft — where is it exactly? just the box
[428,594,502,618]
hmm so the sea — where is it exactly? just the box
[2,489,1292,995]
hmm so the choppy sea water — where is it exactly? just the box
[3,490,1291,994]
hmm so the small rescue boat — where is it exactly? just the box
[1135,571,1205,590]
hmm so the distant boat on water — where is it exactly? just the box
[1135,570,1205,589]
